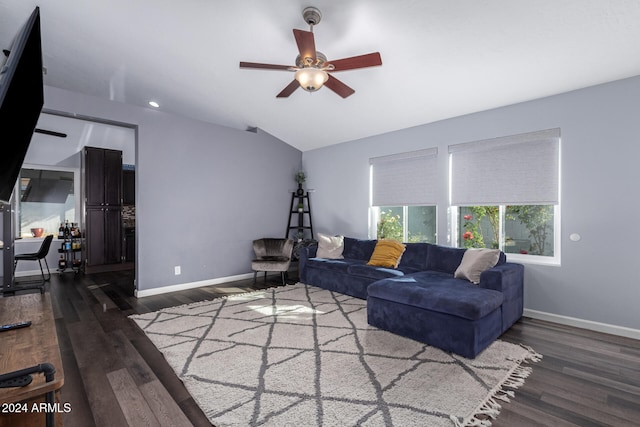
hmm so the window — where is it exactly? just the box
[504,205,555,256]
[370,148,438,242]
[372,206,437,243]
[457,205,557,257]
[449,128,560,263]
[17,166,78,238]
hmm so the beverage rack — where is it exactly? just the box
[57,238,82,274]
[57,221,82,274]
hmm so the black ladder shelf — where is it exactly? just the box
[286,191,314,241]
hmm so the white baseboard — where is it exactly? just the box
[135,272,255,298]
[524,308,640,341]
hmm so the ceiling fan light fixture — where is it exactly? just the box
[295,67,328,92]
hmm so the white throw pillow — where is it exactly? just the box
[316,233,344,259]
[454,248,500,284]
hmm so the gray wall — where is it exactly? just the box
[302,75,640,332]
[43,86,302,293]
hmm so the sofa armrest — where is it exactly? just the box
[298,243,318,283]
[478,262,524,294]
[479,262,524,332]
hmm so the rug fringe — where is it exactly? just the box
[519,344,543,362]
[451,413,493,427]
[453,345,542,427]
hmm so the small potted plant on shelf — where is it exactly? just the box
[295,170,306,195]
[298,202,304,213]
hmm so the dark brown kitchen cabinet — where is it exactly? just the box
[84,147,123,266]
[122,170,135,205]
[86,207,122,265]
[85,146,122,206]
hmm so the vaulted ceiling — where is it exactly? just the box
[2,1,639,151]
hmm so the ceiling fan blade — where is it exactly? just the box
[327,52,382,72]
[276,80,300,98]
[34,128,67,138]
[239,61,293,71]
[324,75,355,98]
[293,29,316,62]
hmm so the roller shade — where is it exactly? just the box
[370,148,437,206]
[449,128,560,206]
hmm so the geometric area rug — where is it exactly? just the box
[130,283,541,427]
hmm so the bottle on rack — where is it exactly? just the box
[58,223,65,238]
[58,255,66,269]
[64,220,70,238]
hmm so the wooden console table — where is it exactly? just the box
[0,293,64,427]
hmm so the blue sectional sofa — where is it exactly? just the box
[298,237,524,358]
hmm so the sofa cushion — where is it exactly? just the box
[367,274,504,321]
[426,244,466,274]
[316,233,344,259]
[342,237,378,260]
[348,264,405,281]
[367,239,406,268]
[454,248,501,284]
[397,242,431,271]
[307,258,365,274]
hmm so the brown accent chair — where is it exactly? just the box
[251,238,294,286]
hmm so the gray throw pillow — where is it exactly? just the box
[454,248,501,284]
[316,233,344,259]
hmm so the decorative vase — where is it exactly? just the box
[296,183,304,196]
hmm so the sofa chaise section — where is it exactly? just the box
[298,237,524,358]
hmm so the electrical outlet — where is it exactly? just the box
[174,265,181,275]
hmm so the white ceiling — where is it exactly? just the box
[25,113,136,167]
[2,0,639,152]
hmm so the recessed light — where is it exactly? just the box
[148,101,160,108]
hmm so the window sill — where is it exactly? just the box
[504,253,560,267]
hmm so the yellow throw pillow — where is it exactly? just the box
[367,239,406,268]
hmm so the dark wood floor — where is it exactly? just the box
[4,270,639,426]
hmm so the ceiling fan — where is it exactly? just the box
[239,7,382,98]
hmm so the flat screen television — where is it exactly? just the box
[0,7,44,204]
